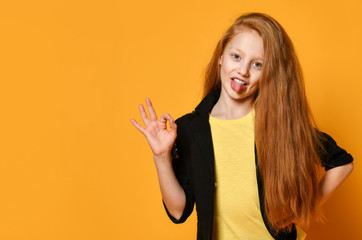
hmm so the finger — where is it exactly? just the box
[160,114,177,134]
[130,119,145,134]
[145,98,158,121]
[169,118,177,131]
[138,104,150,126]
[160,113,173,124]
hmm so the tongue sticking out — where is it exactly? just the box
[231,79,246,93]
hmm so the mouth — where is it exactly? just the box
[230,77,248,93]
[231,77,248,86]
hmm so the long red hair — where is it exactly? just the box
[203,12,325,233]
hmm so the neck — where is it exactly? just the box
[210,91,255,120]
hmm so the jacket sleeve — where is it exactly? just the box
[318,131,354,171]
[162,116,195,223]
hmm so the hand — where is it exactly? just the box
[131,98,177,158]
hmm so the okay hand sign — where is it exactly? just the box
[131,98,177,158]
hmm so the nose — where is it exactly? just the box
[237,62,250,77]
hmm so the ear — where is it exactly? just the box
[219,55,223,66]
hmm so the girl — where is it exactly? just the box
[131,12,354,240]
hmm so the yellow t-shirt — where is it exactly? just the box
[209,109,306,240]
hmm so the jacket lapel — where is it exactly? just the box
[189,89,221,180]
[190,114,215,180]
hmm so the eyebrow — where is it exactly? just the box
[232,47,264,61]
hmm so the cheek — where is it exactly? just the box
[253,71,262,83]
[221,61,234,75]
[220,65,229,79]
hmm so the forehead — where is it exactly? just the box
[225,29,264,58]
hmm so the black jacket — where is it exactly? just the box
[163,89,354,240]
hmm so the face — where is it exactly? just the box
[219,28,264,103]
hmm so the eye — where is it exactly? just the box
[232,54,240,60]
[252,62,263,69]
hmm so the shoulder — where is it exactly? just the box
[316,130,354,171]
[318,131,347,155]
[172,111,202,148]
[171,112,199,160]
[174,111,199,127]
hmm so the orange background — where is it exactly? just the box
[0,0,361,239]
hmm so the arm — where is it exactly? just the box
[318,131,354,205]
[295,162,354,232]
[130,98,186,220]
[295,131,354,231]
[153,153,186,220]
[318,162,354,206]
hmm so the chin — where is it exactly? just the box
[232,90,257,102]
